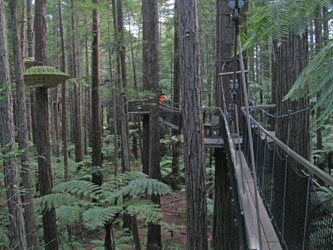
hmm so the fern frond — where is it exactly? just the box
[109,178,171,202]
[53,180,102,200]
[125,199,162,224]
[35,193,77,212]
[108,171,148,190]
[83,206,122,230]
[56,205,80,228]
[285,42,333,125]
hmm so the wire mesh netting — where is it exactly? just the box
[159,104,183,133]
[243,113,333,250]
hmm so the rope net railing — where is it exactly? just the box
[218,108,249,250]
[242,107,333,250]
[159,104,183,133]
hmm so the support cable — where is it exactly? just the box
[229,0,263,248]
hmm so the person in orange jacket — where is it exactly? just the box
[159,92,166,103]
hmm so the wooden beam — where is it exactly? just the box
[219,70,249,76]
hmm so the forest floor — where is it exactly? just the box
[85,192,188,250]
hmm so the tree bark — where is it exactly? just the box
[212,149,239,250]
[20,0,26,58]
[142,0,162,249]
[114,0,130,173]
[27,0,37,146]
[34,1,59,249]
[71,0,83,163]
[314,8,323,158]
[179,0,208,249]
[171,0,181,188]
[58,0,68,181]
[275,31,310,160]
[91,0,103,186]
[0,1,28,248]
[9,1,37,249]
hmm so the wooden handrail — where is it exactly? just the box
[241,106,333,187]
[219,108,261,250]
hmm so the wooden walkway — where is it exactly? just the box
[172,135,243,149]
[235,150,282,250]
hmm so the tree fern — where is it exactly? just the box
[109,178,171,202]
[244,0,332,49]
[53,180,102,200]
[56,205,81,229]
[125,199,162,225]
[35,193,77,212]
[83,206,122,230]
[285,42,333,125]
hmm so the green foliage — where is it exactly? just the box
[125,199,162,224]
[0,207,10,248]
[244,0,332,49]
[109,178,171,202]
[56,205,81,229]
[34,171,171,238]
[53,180,102,200]
[35,193,77,212]
[285,42,333,126]
[83,206,122,230]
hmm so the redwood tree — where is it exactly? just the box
[142,0,162,249]
[58,0,68,180]
[9,0,37,248]
[0,1,27,249]
[34,0,59,248]
[274,32,310,160]
[171,0,181,187]
[179,0,208,249]
[91,0,103,186]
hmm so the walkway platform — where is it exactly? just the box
[171,135,243,149]
[236,150,282,250]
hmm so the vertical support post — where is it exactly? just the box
[237,34,263,250]
[235,105,245,194]
[281,112,291,237]
[302,175,311,250]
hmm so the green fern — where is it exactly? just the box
[83,206,122,230]
[53,180,102,200]
[125,199,162,224]
[109,178,171,202]
[244,0,332,50]
[35,193,77,212]
[285,42,333,125]
[56,205,81,229]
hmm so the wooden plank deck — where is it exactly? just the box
[171,135,242,149]
[236,150,282,250]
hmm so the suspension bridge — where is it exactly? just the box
[127,99,333,250]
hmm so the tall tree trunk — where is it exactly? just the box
[85,18,90,155]
[275,32,310,160]
[58,0,68,181]
[179,0,208,249]
[171,0,181,188]
[27,0,34,57]
[114,0,130,174]
[20,0,26,58]
[0,1,28,248]
[27,0,37,145]
[34,1,59,249]
[212,149,239,250]
[91,0,103,186]
[314,8,323,160]
[108,1,118,177]
[142,0,162,249]
[9,1,37,249]
[71,0,83,162]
